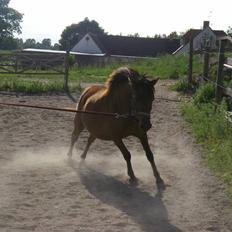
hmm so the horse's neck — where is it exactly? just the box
[107,84,131,113]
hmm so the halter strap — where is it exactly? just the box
[126,73,137,117]
[127,72,151,120]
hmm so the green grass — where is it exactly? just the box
[170,79,190,92]
[0,76,81,93]
[129,54,201,79]
[181,101,232,199]
[0,53,197,95]
[69,54,202,82]
[0,54,202,93]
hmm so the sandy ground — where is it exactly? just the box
[0,80,232,232]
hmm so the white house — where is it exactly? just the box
[173,21,227,55]
[71,34,104,55]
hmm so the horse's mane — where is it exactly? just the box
[105,67,140,92]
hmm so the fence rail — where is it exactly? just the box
[0,50,70,91]
[188,37,232,100]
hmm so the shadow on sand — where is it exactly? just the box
[68,160,182,232]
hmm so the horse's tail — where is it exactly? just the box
[71,88,92,137]
[76,86,92,110]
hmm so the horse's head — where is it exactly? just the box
[107,67,159,132]
[129,72,159,132]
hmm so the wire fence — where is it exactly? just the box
[188,38,232,100]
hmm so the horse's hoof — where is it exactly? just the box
[156,179,166,191]
[129,177,138,186]
[80,154,86,160]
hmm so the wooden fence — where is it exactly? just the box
[188,36,232,103]
[0,50,70,91]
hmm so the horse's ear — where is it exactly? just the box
[150,78,159,86]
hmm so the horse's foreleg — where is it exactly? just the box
[67,117,84,158]
[80,135,96,160]
[114,139,137,182]
[139,133,165,189]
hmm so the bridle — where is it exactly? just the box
[127,74,151,120]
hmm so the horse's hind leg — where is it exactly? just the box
[114,139,137,182]
[80,134,96,160]
[67,115,84,158]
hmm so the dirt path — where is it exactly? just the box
[0,80,231,232]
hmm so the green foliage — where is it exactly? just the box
[167,31,182,39]
[0,78,64,93]
[23,38,55,50]
[171,79,189,92]
[193,83,215,105]
[182,101,232,198]
[68,55,192,82]
[227,26,232,37]
[0,54,200,93]
[23,38,36,48]
[0,73,84,93]
[59,17,106,50]
[0,0,23,49]
[124,55,189,79]
[0,36,18,49]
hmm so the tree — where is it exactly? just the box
[23,38,36,48]
[41,38,52,49]
[59,17,106,50]
[167,31,181,39]
[153,34,162,38]
[0,36,18,49]
[0,0,23,49]
[15,38,23,48]
[127,33,140,37]
[53,43,60,50]
[227,27,232,37]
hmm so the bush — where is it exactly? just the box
[171,79,189,92]
[193,83,215,105]
[169,70,179,79]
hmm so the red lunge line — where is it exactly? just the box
[0,102,118,117]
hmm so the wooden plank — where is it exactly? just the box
[216,40,226,102]
[64,51,70,91]
[224,64,232,69]
[0,72,64,75]
[203,49,210,81]
[188,37,193,85]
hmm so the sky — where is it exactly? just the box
[9,0,232,45]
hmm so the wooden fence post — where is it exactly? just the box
[64,50,70,91]
[188,37,193,86]
[203,48,210,81]
[215,39,226,103]
[14,53,18,73]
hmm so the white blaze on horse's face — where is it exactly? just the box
[133,77,159,131]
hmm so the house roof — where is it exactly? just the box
[183,28,227,44]
[75,33,180,57]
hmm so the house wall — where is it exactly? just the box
[175,28,218,55]
[71,34,103,54]
[193,27,217,50]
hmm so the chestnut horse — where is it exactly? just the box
[67,67,164,188]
